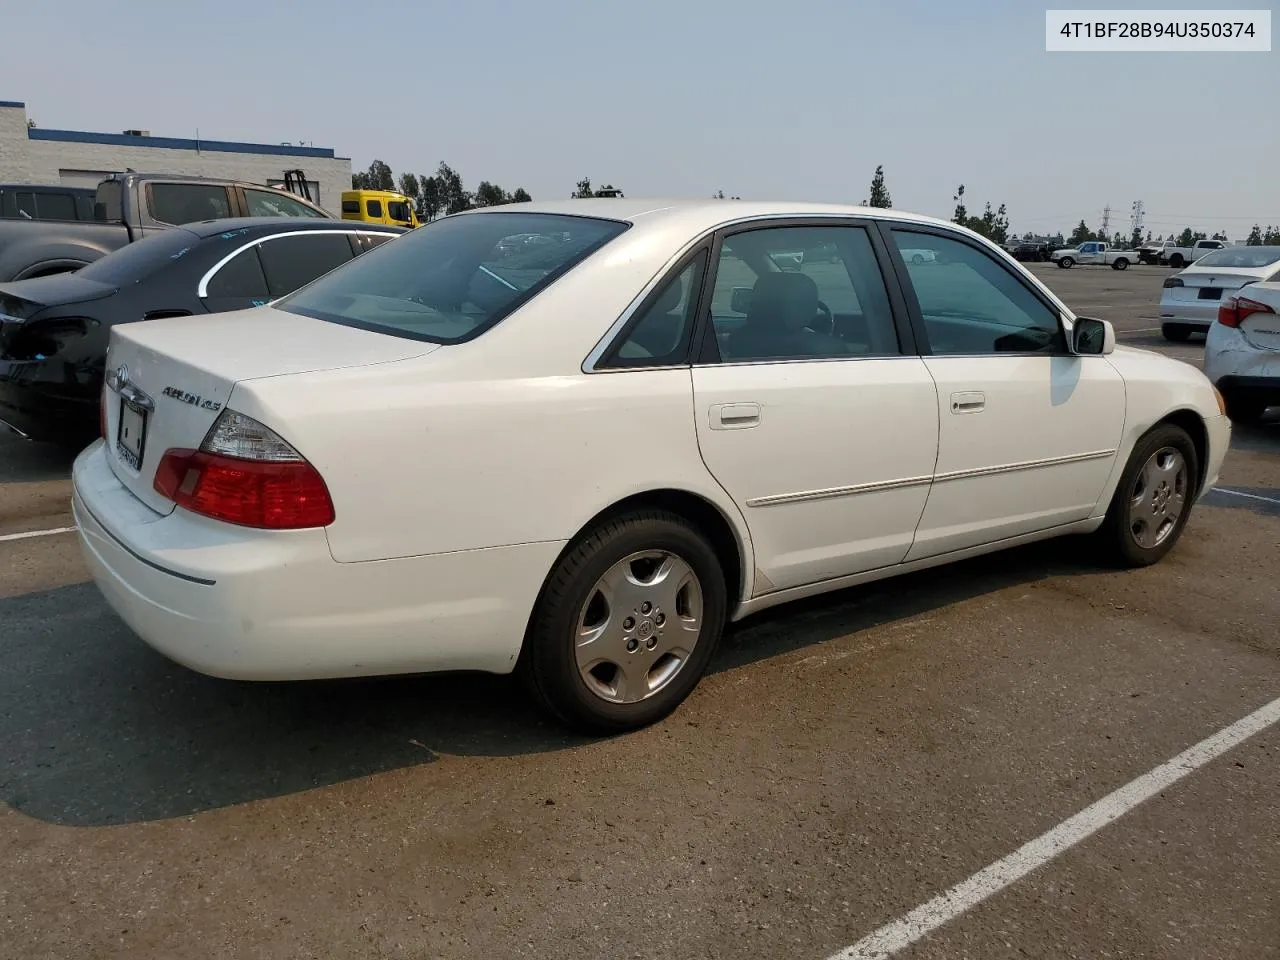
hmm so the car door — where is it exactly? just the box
[1077,242,1100,264]
[688,220,940,593]
[883,224,1126,561]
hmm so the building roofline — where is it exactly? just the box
[0,100,26,109]
[27,127,336,159]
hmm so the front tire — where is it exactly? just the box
[1057,257,1074,268]
[1095,423,1199,568]
[1162,323,1192,342]
[518,509,728,734]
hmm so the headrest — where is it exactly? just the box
[747,271,819,330]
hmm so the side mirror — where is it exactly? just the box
[1072,317,1115,355]
[730,286,753,315]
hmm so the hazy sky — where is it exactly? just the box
[6,0,1277,239]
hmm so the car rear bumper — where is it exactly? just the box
[1203,324,1280,393]
[72,440,564,681]
[0,361,98,441]
[1158,297,1219,329]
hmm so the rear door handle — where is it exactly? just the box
[950,391,985,414]
[709,402,761,429]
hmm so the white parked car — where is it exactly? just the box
[1159,245,1280,342]
[1050,241,1136,270]
[72,199,1231,733]
[1204,281,1280,423]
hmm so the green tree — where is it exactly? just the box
[1068,219,1093,244]
[1265,226,1280,245]
[952,185,968,225]
[572,178,594,199]
[511,188,532,203]
[1176,228,1194,247]
[351,159,394,191]
[1247,224,1263,245]
[26,118,35,129]
[1131,226,1144,248]
[434,162,471,214]
[473,181,510,207]
[418,175,440,222]
[397,172,420,202]
[867,165,891,208]
[1211,231,1229,241]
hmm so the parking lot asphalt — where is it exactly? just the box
[2,262,1277,960]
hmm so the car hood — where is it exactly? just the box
[0,274,118,319]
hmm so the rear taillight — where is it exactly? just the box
[1218,295,1275,329]
[99,388,106,438]
[153,410,334,529]
[1162,277,1183,288]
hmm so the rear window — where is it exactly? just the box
[1193,247,1280,269]
[341,200,360,214]
[76,229,201,284]
[94,180,122,222]
[278,212,630,343]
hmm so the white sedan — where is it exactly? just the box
[72,199,1232,733]
[1204,281,1280,423]
[1159,245,1280,342]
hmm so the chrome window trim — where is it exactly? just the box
[196,229,399,298]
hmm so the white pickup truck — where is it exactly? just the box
[1049,241,1135,270]
[1135,238,1227,268]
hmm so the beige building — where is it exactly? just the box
[0,101,351,211]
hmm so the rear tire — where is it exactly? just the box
[1162,323,1192,342]
[1058,257,1074,269]
[1168,254,1185,268]
[1095,423,1199,568]
[518,509,728,735]
[1112,257,1129,270]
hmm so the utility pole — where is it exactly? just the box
[1099,203,1112,240]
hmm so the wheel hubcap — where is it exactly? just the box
[1129,446,1188,549]
[574,550,703,704]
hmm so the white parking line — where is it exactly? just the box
[826,694,1280,960]
[1212,487,1280,506]
[0,525,77,543]
[1118,326,1163,334]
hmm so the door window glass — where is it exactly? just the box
[890,228,1066,355]
[205,247,270,299]
[706,225,900,362]
[245,188,324,218]
[257,233,355,297]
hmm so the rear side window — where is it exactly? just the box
[15,192,36,219]
[365,199,383,218]
[205,247,270,299]
[94,180,123,222]
[278,212,629,343]
[341,200,360,214]
[150,183,232,225]
[76,228,201,284]
[257,233,355,297]
[354,232,396,253]
[38,192,77,221]
[244,188,325,219]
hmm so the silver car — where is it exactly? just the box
[1159,245,1280,342]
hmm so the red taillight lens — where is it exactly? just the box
[1218,295,1275,329]
[154,449,335,529]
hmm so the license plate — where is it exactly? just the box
[116,401,148,470]
[1198,287,1223,300]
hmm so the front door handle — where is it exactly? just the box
[709,402,761,430]
[950,391,985,415]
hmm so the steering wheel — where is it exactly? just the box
[807,300,835,336]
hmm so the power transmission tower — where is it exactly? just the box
[1130,200,1145,236]
[1100,204,1112,239]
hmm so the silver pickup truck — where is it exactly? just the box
[0,172,332,281]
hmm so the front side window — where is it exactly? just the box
[256,233,355,297]
[38,192,77,221]
[604,250,709,367]
[245,188,324,218]
[891,228,1066,355]
[706,225,900,362]
[278,212,629,343]
[149,183,232,225]
[386,200,413,223]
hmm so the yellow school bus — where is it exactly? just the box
[340,189,422,228]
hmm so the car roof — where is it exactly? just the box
[182,217,407,238]
[458,197,963,235]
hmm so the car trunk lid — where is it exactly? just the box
[102,306,438,515]
[0,276,117,356]
[1168,270,1266,304]
[1238,283,1280,353]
